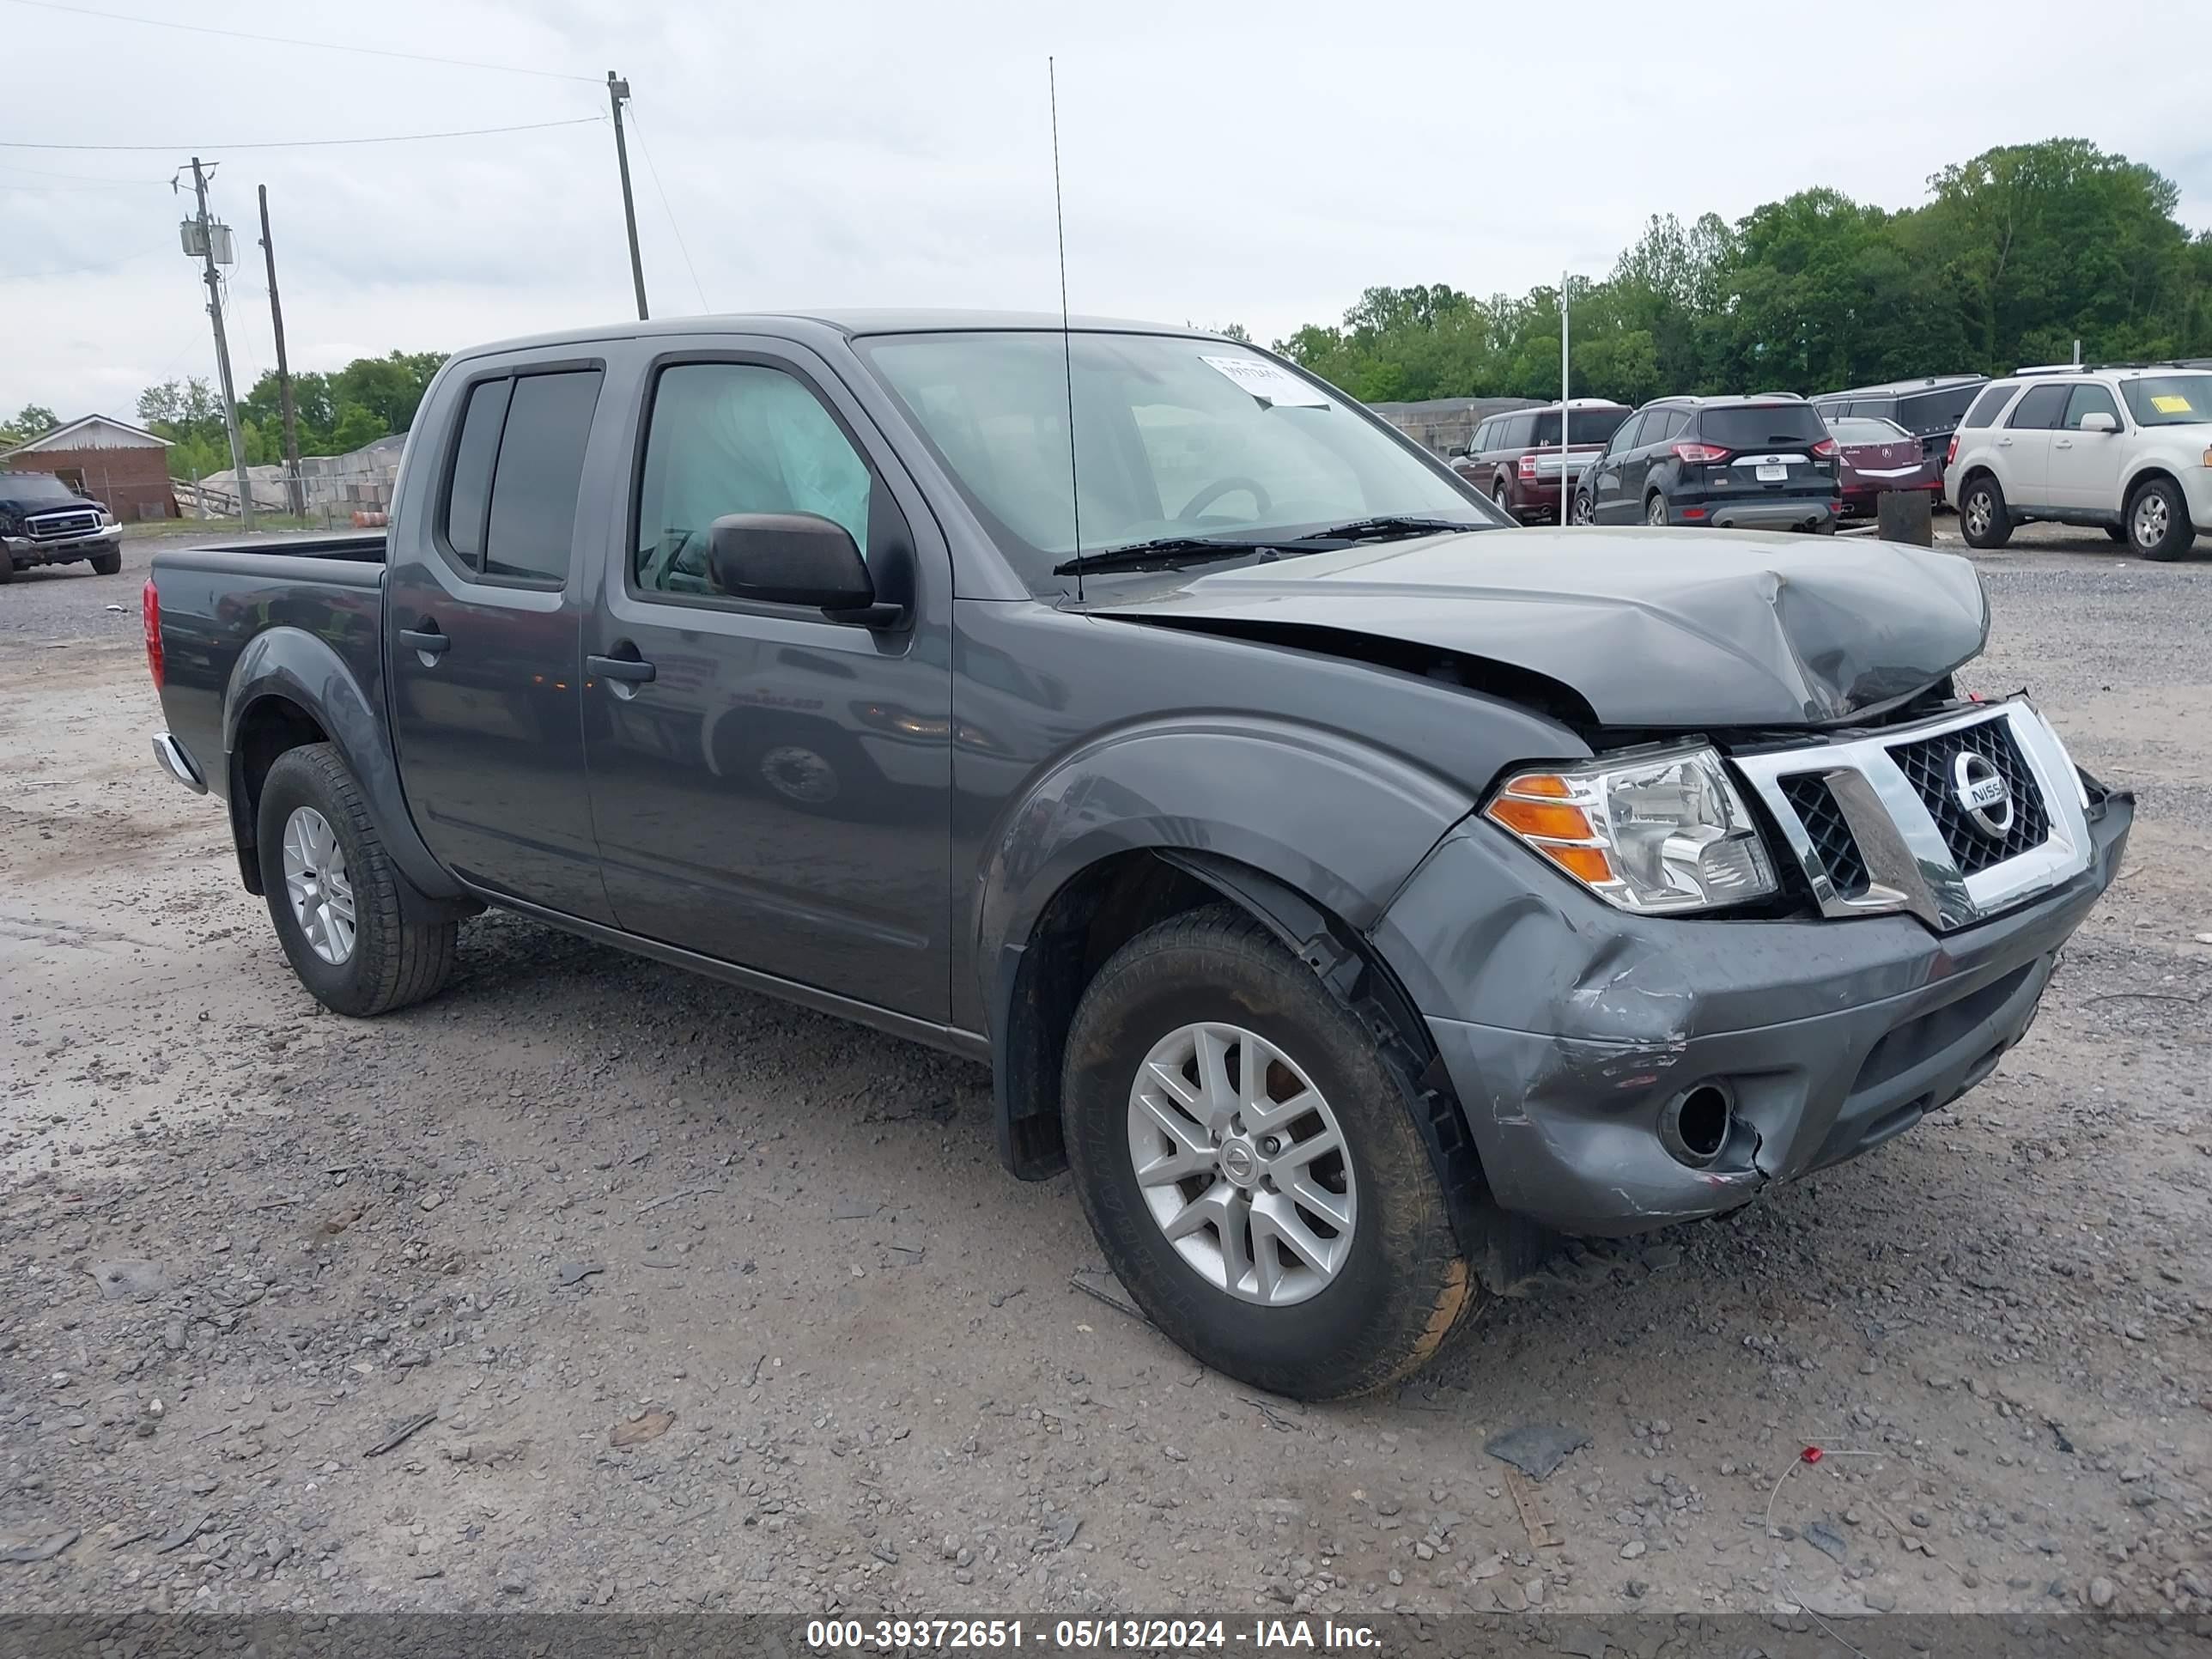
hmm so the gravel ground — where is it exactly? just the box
[2,525,2209,1626]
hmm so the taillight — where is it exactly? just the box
[1517,453,1539,479]
[1670,441,1730,465]
[1946,434,1960,467]
[1810,437,1839,459]
[142,578,164,689]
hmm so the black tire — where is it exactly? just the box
[255,743,457,1017]
[0,559,15,585]
[1811,518,1838,536]
[2105,524,2128,544]
[2125,476,2195,562]
[1491,481,1511,517]
[88,550,122,575]
[1645,494,1668,527]
[1959,473,2012,550]
[1061,906,1479,1401]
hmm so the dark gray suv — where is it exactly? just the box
[1576,395,1842,531]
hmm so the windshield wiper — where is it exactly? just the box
[1052,536,1289,577]
[1273,515,1478,545]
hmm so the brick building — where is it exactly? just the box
[0,415,176,521]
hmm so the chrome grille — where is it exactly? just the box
[27,508,100,540]
[1778,775,1869,898]
[1734,701,2092,933]
[1887,717,2050,874]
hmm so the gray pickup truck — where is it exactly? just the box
[144,311,2130,1400]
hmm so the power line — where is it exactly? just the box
[0,158,166,183]
[0,0,599,82]
[0,115,604,153]
[626,106,709,313]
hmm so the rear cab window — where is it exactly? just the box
[1894,384,1982,433]
[437,366,604,586]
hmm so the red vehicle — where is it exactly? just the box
[1826,416,1939,519]
[1454,399,1632,524]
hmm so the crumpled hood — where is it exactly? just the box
[1082,526,1990,728]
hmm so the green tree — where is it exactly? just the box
[1,403,61,446]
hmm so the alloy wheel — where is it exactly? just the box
[281,805,356,965]
[1125,1022,1356,1307]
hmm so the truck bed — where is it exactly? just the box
[149,536,391,803]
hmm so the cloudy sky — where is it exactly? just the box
[5,0,2210,422]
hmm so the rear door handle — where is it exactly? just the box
[398,622,449,658]
[586,652,656,685]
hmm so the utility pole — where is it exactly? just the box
[258,185,304,517]
[606,71,647,320]
[188,157,253,531]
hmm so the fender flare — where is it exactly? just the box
[223,626,467,907]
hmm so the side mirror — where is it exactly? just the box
[706,513,902,627]
[1449,447,1469,460]
[2078,411,2118,434]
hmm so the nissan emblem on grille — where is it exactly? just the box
[1952,750,2014,837]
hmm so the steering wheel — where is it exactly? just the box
[1177,476,1273,522]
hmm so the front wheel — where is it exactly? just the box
[2127,477,2196,562]
[88,550,122,575]
[1061,906,1479,1401]
[1572,489,1595,526]
[256,743,457,1017]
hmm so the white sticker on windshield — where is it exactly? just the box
[1200,354,1331,409]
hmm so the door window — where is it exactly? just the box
[1609,413,1648,453]
[635,362,873,596]
[436,369,601,585]
[2005,384,2070,429]
[2060,383,2122,430]
[483,372,602,584]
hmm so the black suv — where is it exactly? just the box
[1811,375,1987,474]
[1575,396,1840,532]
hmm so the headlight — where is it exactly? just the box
[100,510,120,527]
[1483,744,1776,914]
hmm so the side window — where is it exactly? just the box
[441,378,512,570]
[1652,410,1687,442]
[1468,421,1492,453]
[1611,412,1648,453]
[2007,383,2069,429]
[482,370,603,585]
[635,362,873,597]
[1500,413,1531,448]
[1960,382,2018,429]
[2062,383,2122,429]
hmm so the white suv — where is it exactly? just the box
[1944,366,2212,561]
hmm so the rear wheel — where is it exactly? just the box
[2127,477,2195,562]
[1646,495,1668,527]
[1960,475,2012,550]
[1061,906,1478,1401]
[88,550,122,575]
[256,743,458,1017]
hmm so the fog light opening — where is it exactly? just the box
[1661,1082,1734,1170]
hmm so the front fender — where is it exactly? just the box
[224,626,465,903]
[973,715,1475,1018]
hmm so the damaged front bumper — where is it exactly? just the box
[1376,775,2132,1237]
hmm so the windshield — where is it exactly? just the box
[0,471,85,504]
[1534,408,1627,447]
[855,331,1496,586]
[2120,374,2212,428]
[1700,404,1832,449]
[1828,417,1910,445]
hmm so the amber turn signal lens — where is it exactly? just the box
[1539,843,1617,884]
[1501,771,1572,798]
[1486,797,1595,840]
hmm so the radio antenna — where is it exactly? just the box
[1048,56,1083,603]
